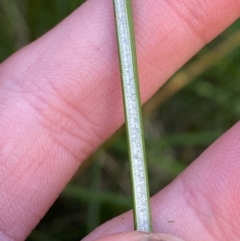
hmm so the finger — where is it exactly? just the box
[92,232,186,241]
[83,122,240,241]
[0,0,239,240]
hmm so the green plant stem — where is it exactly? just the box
[113,0,152,232]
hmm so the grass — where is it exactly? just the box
[0,1,240,240]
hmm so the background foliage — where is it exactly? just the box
[0,1,240,240]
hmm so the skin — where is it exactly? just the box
[0,0,239,240]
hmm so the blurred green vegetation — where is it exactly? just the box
[0,1,240,241]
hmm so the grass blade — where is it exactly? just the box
[113,0,152,232]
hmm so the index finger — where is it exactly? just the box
[0,0,239,240]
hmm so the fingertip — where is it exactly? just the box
[143,233,187,241]
[91,232,186,241]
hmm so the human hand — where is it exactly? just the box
[0,0,239,240]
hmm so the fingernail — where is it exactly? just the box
[140,233,186,241]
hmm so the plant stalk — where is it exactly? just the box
[113,0,152,232]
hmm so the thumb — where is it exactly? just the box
[92,232,186,241]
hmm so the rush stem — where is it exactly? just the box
[113,0,152,232]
